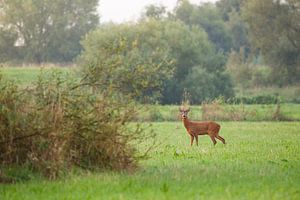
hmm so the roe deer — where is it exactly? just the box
[179,106,225,146]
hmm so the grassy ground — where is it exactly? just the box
[1,122,300,200]
[0,66,73,85]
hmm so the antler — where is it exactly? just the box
[179,106,183,112]
[179,105,190,112]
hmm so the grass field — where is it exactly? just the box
[1,122,300,200]
[0,66,73,85]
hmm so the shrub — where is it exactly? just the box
[201,100,290,121]
[149,108,164,122]
[227,94,280,104]
[0,71,153,180]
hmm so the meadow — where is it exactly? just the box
[0,66,73,85]
[1,121,300,199]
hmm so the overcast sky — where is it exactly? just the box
[99,0,219,23]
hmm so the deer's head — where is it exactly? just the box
[179,106,190,120]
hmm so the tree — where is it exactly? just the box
[242,0,300,84]
[0,29,18,62]
[0,0,99,63]
[216,0,249,53]
[79,19,234,104]
[173,0,195,25]
[216,0,242,21]
[78,20,174,102]
[174,1,233,53]
[142,4,167,20]
[159,21,232,104]
[182,67,234,103]
[160,22,218,104]
[226,9,249,52]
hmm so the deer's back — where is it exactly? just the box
[187,121,220,135]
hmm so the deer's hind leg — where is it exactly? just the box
[214,125,226,144]
[209,135,217,146]
[216,135,225,144]
[208,127,219,146]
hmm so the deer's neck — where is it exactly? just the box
[182,118,191,129]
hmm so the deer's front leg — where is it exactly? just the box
[190,135,194,146]
[195,135,199,146]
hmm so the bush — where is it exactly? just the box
[227,94,280,104]
[201,100,291,121]
[0,71,153,180]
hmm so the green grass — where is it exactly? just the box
[1,122,300,199]
[0,67,73,85]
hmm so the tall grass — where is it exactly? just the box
[136,103,300,122]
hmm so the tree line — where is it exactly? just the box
[0,0,299,104]
[0,0,99,63]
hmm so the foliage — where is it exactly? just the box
[174,1,233,53]
[226,9,250,53]
[242,0,300,85]
[0,66,71,86]
[216,0,250,55]
[202,100,249,121]
[182,67,234,104]
[78,21,174,103]
[142,4,167,20]
[216,0,242,21]
[0,71,152,180]
[159,21,232,104]
[79,19,233,104]
[226,48,272,88]
[201,99,292,121]
[0,29,18,62]
[227,94,280,105]
[131,103,300,122]
[0,0,99,63]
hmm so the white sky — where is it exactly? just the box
[99,0,219,23]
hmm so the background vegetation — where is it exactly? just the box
[0,0,300,199]
[0,0,99,63]
[1,0,299,104]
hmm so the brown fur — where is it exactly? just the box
[179,107,225,146]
